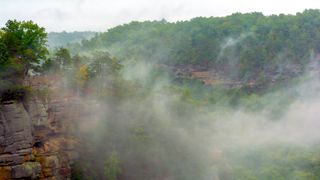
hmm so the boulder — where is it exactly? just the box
[11,162,41,179]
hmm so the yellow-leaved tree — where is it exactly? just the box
[76,64,89,90]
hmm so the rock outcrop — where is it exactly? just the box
[0,101,40,179]
[0,76,82,179]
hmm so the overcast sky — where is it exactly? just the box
[1,0,320,32]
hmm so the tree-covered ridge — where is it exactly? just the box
[71,9,320,83]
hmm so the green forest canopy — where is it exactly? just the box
[66,9,320,82]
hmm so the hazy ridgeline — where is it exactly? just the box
[47,31,97,49]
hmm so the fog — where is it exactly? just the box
[2,1,320,178]
[65,49,320,179]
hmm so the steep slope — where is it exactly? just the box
[0,76,85,179]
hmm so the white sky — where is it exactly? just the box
[1,0,320,32]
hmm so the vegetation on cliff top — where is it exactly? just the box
[0,20,48,101]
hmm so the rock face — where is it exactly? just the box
[0,76,81,180]
[0,101,40,179]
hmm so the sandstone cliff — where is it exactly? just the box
[0,76,81,180]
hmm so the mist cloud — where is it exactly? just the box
[66,48,320,178]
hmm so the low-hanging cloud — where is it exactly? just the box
[66,49,320,179]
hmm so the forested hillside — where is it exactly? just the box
[67,9,320,85]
